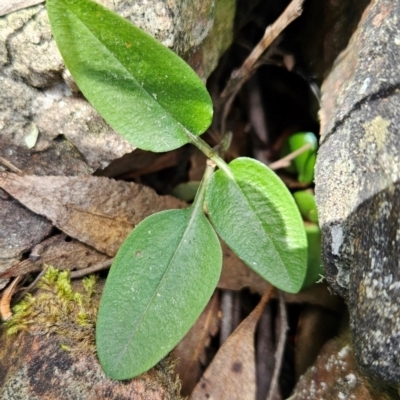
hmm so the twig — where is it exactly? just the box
[13,267,50,304]
[29,234,66,261]
[0,156,23,175]
[221,0,304,101]
[218,0,305,135]
[220,289,234,345]
[70,258,113,278]
[268,143,312,170]
[256,302,275,400]
[13,259,113,303]
[266,290,288,400]
[248,76,269,144]
[0,275,23,321]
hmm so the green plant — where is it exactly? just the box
[281,131,318,184]
[47,0,308,380]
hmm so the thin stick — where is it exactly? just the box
[0,275,23,321]
[29,234,65,261]
[268,143,312,170]
[13,267,49,304]
[266,290,288,400]
[256,301,275,400]
[221,0,304,101]
[70,259,113,279]
[14,258,113,302]
[0,156,23,175]
[219,0,305,134]
[220,289,234,345]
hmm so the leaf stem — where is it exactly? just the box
[191,160,215,215]
[268,143,312,170]
[185,130,233,178]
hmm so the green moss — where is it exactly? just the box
[5,267,98,353]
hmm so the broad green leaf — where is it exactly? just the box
[205,157,307,293]
[96,207,222,380]
[47,0,213,152]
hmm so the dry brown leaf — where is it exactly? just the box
[98,147,186,179]
[0,189,52,275]
[218,242,271,294]
[0,276,22,321]
[218,247,342,312]
[174,293,220,396]
[0,173,185,257]
[0,235,111,279]
[190,288,274,400]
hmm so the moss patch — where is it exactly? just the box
[5,267,98,353]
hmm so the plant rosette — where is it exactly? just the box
[47,0,308,380]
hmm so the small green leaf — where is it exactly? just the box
[96,207,222,380]
[171,181,201,202]
[205,158,307,293]
[282,132,317,183]
[302,222,324,288]
[47,0,213,152]
[293,190,319,223]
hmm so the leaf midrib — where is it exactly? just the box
[226,169,294,286]
[112,207,201,373]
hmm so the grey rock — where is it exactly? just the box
[0,5,134,171]
[315,0,400,384]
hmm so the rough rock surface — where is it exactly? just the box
[290,334,398,400]
[0,333,182,400]
[315,0,400,384]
